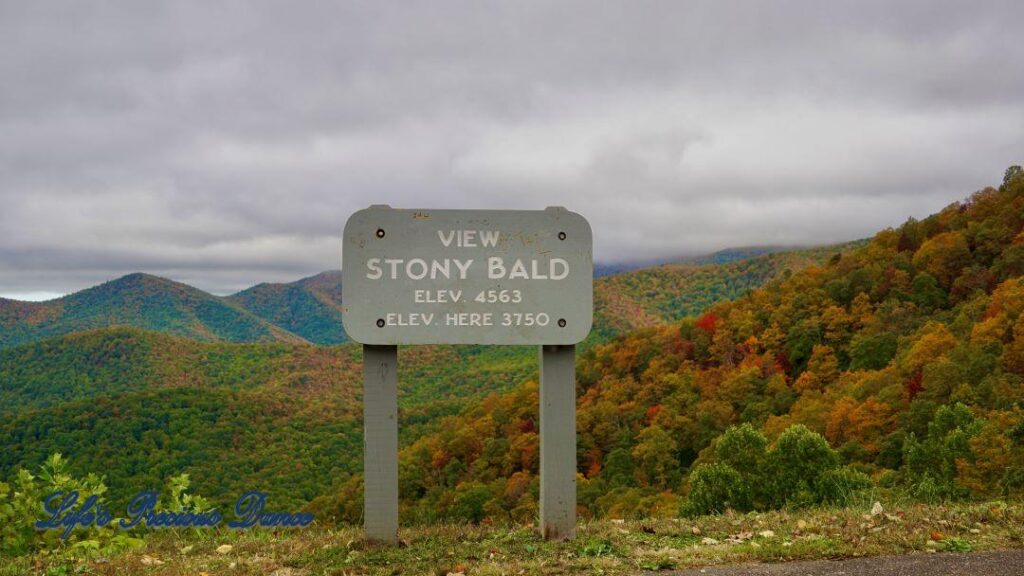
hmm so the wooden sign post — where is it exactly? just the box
[343,207,592,544]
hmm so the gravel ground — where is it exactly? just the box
[664,550,1024,576]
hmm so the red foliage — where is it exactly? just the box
[663,334,691,359]
[645,404,663,424]
[696,312,719,334]
[585,448,602,478]
[517,418,536,433]
[907,371,924,399]
[774,351,792,375]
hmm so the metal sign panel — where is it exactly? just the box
[342,207,592,345]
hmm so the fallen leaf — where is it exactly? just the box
[726,531,753,544]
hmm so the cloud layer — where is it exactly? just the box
[2,1,1023,296]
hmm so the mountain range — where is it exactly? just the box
[0,245,853,350]
[0,241,856,508]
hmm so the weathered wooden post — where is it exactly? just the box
[343,206,591,544]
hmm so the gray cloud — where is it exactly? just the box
[1,0,1023,297]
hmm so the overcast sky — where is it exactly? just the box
[2,1,1022,299]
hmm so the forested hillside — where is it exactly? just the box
[592,243,861,336]
[228,271,348,344]
[0,242,842,512]
[0,273,303,349]
[0,328,547,508]
[310,168,1024,524]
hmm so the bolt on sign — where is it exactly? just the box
[343,206,592,545]
[342,207,593,345]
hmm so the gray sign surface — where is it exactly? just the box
[342,207,593,345]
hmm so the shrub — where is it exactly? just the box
[714,423,768,477]
[815,466,873,505]
[0,454,144,558]
[684,463,749,516]
[766,425,839,507]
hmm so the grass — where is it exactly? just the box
[5,502,1024,575]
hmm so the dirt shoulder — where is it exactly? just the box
[665,549,1024,576]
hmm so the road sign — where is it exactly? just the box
[344,206,589,544]
[342,207,593,345]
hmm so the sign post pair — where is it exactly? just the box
[342,207,593,544]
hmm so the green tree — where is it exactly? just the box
[631,426,679,489]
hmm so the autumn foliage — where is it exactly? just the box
[312,166,1024,523]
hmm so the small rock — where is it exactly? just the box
[180,545,194,554]
[229,562,237,569]
[796,520,808,530]
[140,556,163,566]
[871,502,884,517]
[782,541,793,547]
[691,526,702,535]
[216,544,234,555]
[611,519,625,524]
[970,528,981,534]
[926,539,938,547]
[885,514,900,523]
[701,537,720,545]
[758,530,775,538]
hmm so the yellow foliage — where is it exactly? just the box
[912,231,971,287]
[902,322,957,374]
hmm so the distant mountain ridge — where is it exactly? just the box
[0,273,304,349]
[0,244,860,350]
[226,271,346,344]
